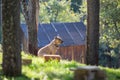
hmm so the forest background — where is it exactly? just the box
[0,0,120,68]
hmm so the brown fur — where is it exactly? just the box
[37,36,63,57]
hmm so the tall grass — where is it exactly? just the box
[0,52,83,80]
[22,53,84,80]
[101,67,120,80]
[0,52,120,80]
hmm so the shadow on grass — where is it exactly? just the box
[46,71,73,80]
[0,66,31,80]
[104,69,120,80]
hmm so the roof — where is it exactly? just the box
[21,22,86,48]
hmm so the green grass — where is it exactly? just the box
[0,52,120,80]
[100,67,120,80]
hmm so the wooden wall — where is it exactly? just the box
[57,45,86,63]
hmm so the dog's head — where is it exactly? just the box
[54,36,63,46]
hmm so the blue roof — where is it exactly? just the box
[21,24,28,39]
[21,22,86,48]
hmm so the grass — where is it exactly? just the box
[0,52,120,80]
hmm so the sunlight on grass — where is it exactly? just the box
[0,52,2,64]
[22,54,81,80]
[100,67,120,80]
[0,52,120,80]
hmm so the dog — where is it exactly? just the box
[37,36,63,57]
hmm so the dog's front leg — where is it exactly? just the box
[51,50,55,55]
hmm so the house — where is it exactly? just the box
[21,21,86,63]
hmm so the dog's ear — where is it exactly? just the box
[54,36,63,43]
[54,36,57,39]
[61,40,64,43]
[54,36,62,40]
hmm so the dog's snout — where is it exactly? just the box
[61,40,63,43]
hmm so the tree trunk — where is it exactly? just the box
[0,0,2,42]
[28,0,39,55]
[0,0,1,25]
[2,0,21,76]
[21,0,39,55]
[86,0,100,65]
[0,0,1,24]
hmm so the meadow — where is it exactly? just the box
[0,52,120,80]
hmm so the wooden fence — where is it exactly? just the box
[57,45,86,63]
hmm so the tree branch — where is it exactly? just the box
[20,0,29,24]
[113,21,120,39]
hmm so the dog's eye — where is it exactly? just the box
[61,41,63,43]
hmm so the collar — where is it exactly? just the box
[54,44,59,47]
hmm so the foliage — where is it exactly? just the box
[80,0,120,67]
[100,0,120,48]
[0,52,2,63]
[99,0,120,67]
[79,0,87,23]
[39,0,82,23]
[0,53,120,80]
[70,0,82,13]
[20,0,85,23]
